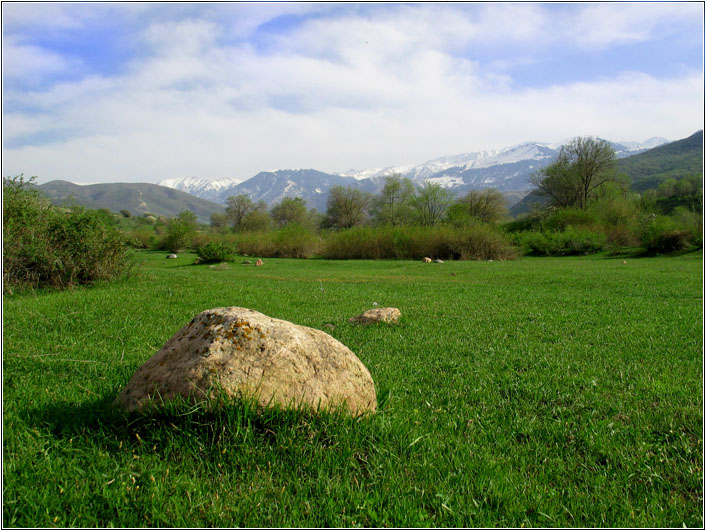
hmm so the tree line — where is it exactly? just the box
[209,177,509,233]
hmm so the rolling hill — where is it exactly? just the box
[617,130,703,191]
[38,181,225,224]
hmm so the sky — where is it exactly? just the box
[2,2,704,184]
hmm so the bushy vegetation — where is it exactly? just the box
[321,225,517,260]
[195,241,238,263]
[3,176,131,292]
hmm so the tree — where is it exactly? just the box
[323,186,373,229]
[225,194,256,230]
[530,136,617,210]
[456,188,508,224]
[270,197,311,228]
[411,182,454,226]
[373,174,415,226]
[209,212,229,230]
[239,210,272,232]
[163,210,197,252]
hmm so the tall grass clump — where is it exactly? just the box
[321,225,518,260]
[233,226,321,258]
[3,175,131,292]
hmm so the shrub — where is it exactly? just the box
[195,241,238,263]
[320,225,518,261]
[544,208,598,231]
[517,229,606,256]
[270,225,321,258]
[160,211,197,252]
[230,227,321,259]
[641,215,693,255]
[3,176,131,292]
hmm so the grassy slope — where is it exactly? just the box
[3,252,703,527]
[617,130,703,191]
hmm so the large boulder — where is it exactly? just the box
[116,308,376,416]
[349,307,401,325]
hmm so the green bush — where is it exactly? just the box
[270,225,321,258]
[543,208,598,231]
[515,229,607,256]
[320,225,518,261]
[231,227,321,259]
[641,215,693,255]
[195,241,238,263]
[3,176,131,292]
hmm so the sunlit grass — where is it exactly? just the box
[3,250,702,527]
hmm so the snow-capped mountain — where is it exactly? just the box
[158,137,669,209]
[157,176,243,203]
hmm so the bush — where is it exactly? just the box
[231,227,321,259]
[3,176,131,292]
[543,208,598,231]
[514,229,606,256]
[195,241,238,263]
[160,211,197,252]
[320,225,518,261]
[641,216,694,255]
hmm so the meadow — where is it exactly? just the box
[3,251,703,527]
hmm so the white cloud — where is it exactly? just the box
[2,3,703,184]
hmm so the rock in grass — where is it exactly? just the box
[116,307,376,416]
[433,259,444,264]
[349,307,401,325]
[166,254,177,259]
[422,257,432,263]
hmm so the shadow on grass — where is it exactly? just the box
[18,387,391,461]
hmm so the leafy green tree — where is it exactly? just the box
[225,194,256,230]
[209,212,229,230]
[163,210,197,252]
[411,182,454,226]
[323,186,373,229]
[240,210,273,232]
[530,136,617,210]
[271,197,312,228]
[373,174,415,226]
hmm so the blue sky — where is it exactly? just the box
[2,2,703,184]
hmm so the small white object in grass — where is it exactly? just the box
[372,302,378,306]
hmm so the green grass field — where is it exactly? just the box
[3,251,703,527]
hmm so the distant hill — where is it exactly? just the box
[618,130,703,191]
[510,131,704,217]
[38,181,225,224]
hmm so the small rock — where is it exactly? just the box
[256,259,264,266]
[622,260,627,264]
[433,259,444,264]
[115,307,376,416]
[209,262,228,270]
[166,254,177,259]
[324,323,335,330]
[349,307,401,325]
[422,257,432,263]
[242,260,252,265]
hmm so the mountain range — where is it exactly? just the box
[158,137,670,211]
[37,181,225,224]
